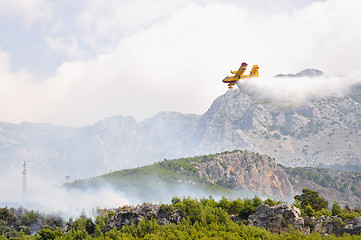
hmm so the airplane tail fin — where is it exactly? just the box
[250,65,259,77]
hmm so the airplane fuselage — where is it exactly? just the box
[222,64,259,89]
[222,74,257,83]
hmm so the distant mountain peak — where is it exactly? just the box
[275,68,323,78]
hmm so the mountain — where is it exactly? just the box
[69,150,293,203]
[1,69,361,181]
[193,86,361,168]
[0,113,201,181]
[275,68,323,78]
[68,150,361,207]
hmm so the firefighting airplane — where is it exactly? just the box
[222,62,259,89]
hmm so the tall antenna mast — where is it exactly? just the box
[22,161,27,192]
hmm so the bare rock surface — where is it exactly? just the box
[248,204,305,233]
[193,151,294,200]
[106,204,181,231]
[248,204,361,236]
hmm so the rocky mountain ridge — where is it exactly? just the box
[70,150,361,207]
[275,68,323,78]
[1,69,361,181]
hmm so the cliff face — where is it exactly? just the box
[192,88,361,168]
[194,151,294,199]
[191,151,361,207]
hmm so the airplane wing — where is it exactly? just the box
[234,62,248,78]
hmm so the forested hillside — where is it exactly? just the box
[68,150,361,207]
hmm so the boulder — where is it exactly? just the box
[106,204,182,231]
[334,216,361,236]
[248,205,361,236]
[248,204,305,233]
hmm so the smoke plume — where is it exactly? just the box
[236,72,361,110]
[0,169,257,220]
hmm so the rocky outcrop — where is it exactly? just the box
[303,216,361,236]
[106,204,182,231]
[194,151,294,200]
[248,204,305,234]
[334,216,361,236]
[248,204,361,236]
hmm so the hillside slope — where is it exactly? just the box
[69,150,361,207]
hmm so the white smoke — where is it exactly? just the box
[0,169,257,220]
[236,72,361,110]
[0,170,131,219]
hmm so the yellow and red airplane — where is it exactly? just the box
[222,62,259,89]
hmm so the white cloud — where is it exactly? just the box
[1,0,361,126]
[0,51,37,120]
[0,0,53,25]
[73,0,188,52]
[45,36,83,58]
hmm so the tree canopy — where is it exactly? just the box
[294,188,329,211]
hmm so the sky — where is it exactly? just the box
[1,0,361,127]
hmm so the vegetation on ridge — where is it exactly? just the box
[1,189,361,239]
[68,150,361,207]
[68,151,246,196]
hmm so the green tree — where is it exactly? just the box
[217,196,231,213]
[239,198,254,219]
[93,224,103,238]
[264,198,276,207]
[95,214,106,234]
[304,204,316,216]
[17,225,32,235]
[22,210,41,227]
[252,195,262,208]
[181,197,202,223]
[332,201,342,216]
[294,188,328,212]
[228,198,244,215]
[0,220,19,239]
[0,208,16,225]
[35,228,62,240]
[69,215,95,235]
[105,226,122,239]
